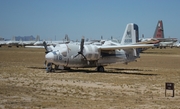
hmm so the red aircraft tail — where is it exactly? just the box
[153,20,164,38]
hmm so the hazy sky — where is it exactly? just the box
[0,0,180,41]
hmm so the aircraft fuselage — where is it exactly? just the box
[45,43,127,68]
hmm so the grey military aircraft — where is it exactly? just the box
[139,20,177,48]
[36,23,155,72]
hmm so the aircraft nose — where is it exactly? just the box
[45,52,54,62]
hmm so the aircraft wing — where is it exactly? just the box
[25,46,44,48]
[138,39,160,44]
[97,44,155,50]
[154,38,177,42]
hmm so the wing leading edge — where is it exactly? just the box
[97,44,155,50]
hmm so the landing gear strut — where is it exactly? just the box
[96,66,104,72]
[46,63,59,73]
[46,63,53,73]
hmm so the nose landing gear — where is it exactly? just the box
[46,63,53,73]
[46,63,58,73]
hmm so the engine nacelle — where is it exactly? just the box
[84,45,100,61]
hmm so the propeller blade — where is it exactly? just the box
[81,54,87,60]
[43,41,49,54]
[74,36,87,60]
[74,53,87,60]
[80,36,85,53]
[74,53,79,58]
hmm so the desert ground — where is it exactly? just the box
[0,46,180,109]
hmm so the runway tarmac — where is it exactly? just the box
[0,47,180,109]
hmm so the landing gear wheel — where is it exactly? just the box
[55,65,59,70]
[97,66,104,72]
[46,63,52,73]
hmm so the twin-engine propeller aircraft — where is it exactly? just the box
[26,23,156,72]
[44,23,156,72]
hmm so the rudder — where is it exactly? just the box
[153,20,164,38]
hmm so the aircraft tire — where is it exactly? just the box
[46,67,50,73]
[46,63,52,73]
[55,65,59,70]
[97,66,104,72]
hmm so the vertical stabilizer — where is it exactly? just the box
[121,23,140,63]
[153,20,164,38]
[36,35,40,41]
[12,36,16,41]
[121,23,139,45]
[65,34,70,42]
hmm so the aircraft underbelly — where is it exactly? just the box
[98,57,125,65]
[68,60,88,67]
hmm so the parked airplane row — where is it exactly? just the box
[1,20,179,49]
[139,20,178,49]
[0,35,70,47]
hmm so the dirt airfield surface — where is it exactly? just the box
[0,47,180,109]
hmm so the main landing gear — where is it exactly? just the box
[96,66,105,72]
[46,63,105,72]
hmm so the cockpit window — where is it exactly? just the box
[52,51,57,55]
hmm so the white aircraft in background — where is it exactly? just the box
[173,41,180,48]
[26,23,155,72]
[18,35,40,47]
[139,34,160,44]
[34,34,70,46]
[6,36,20,47]
[0,39,7,47]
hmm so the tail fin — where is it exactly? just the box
[153,20,164,38]
[12,36,16,41]
[36,35,40,41]
[121,23,139,45]
[65,34,70,42]
[121,23,140,63]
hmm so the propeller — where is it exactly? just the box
[43,41,49,69]
[74,36,87,60]
[43,41,49,54]
[43,41,55,71]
